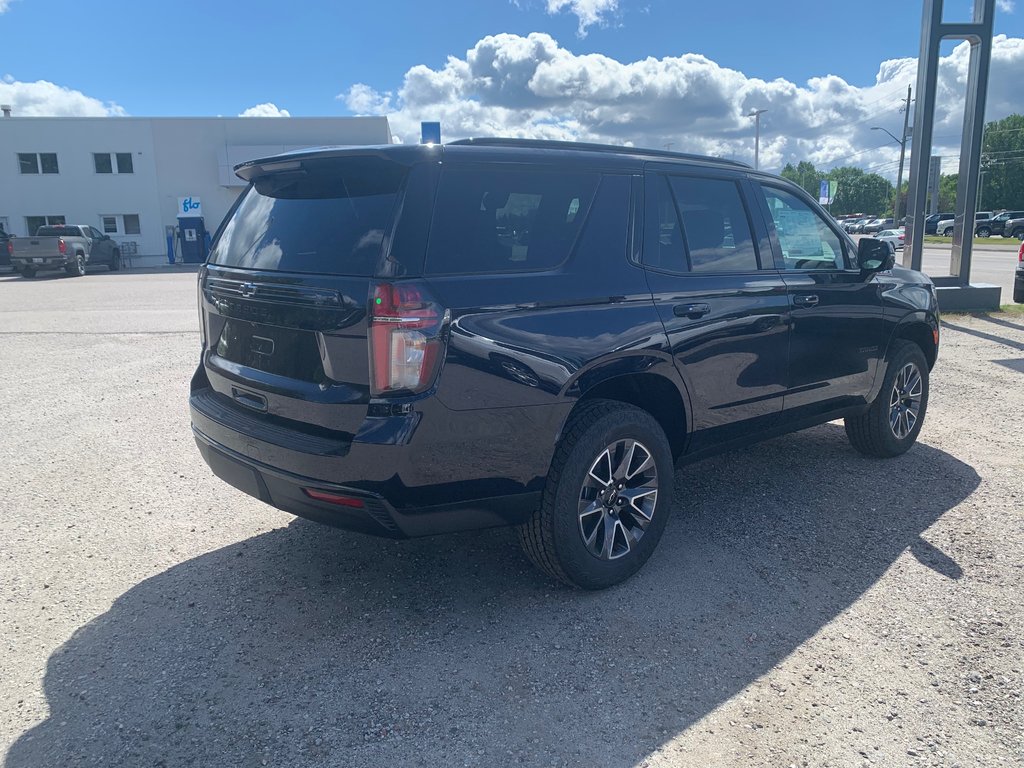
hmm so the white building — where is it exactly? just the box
[0,115,392,263]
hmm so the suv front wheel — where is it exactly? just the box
[845,340,929,458]
[519,399,674,589]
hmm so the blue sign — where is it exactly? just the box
[421,122,441,145]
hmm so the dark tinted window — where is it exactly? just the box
[19,154,38,174]
[643,174,758,273]
[116,153,133,173]
[124,214,141,235]
[643,175,685,271]
[669,176,758,272]
[37,226,83,237]
[94,153,113,173]
[209,157,407,275]
[573,175,630,263]
[426,167,599,274]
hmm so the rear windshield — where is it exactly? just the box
[36,226,82,237]
[209,156,407,276]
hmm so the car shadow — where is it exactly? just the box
[5,425,979,768]
[942,319,1024,353]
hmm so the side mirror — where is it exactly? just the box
[858,237,895,273]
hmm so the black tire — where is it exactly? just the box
[21,267,36,278]
[1013,281,1024,304]
[1011,227,1024,241]
[942,227,953,237]
[109,249,121,272]
[66,253,86,277]
[845,340,929,458]
[519,399,674,589]
[976,226,991,238]
[887,242,896,255]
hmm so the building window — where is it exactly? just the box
[19,153,59,174]
[99,214,141,236]
[94,152,134,174]
[26,215,66,234]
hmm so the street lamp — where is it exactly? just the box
[747,109,767,170]
[872,125,910,225]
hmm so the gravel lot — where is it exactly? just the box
[1,270,1022,767]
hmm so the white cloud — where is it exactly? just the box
[340,32,1024,179]
[238,102,290,117]
[0,75,126,116]
[546,0,618,37]
[0,0,15,13]
[997,0,1014,13]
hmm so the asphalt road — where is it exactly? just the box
[915,244,1018,300]
[1,270,1022,767]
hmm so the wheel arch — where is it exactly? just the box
[889,313,938,371]
[562,366,690,460]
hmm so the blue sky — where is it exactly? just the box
[2,0,1023,173]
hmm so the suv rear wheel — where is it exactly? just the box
[844,340,929,458]
[519,399,674,589]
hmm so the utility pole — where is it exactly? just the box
[895,85,912,224]
[747,109,767,170]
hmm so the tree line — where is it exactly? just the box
[779,113,1024,216]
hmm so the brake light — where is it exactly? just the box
[58,238,66,254]
[368,282,447,396]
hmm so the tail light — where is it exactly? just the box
[57,238,66,254]
[5,241,11,256]
[369,282,447,396]
[1018,241,1023,263]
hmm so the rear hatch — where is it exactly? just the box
[198,151,429,439]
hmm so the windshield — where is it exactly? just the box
[209,156,407,276]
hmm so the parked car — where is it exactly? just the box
[9,224,122,278]
[875,228,905,253]
[924,212,955,235]
[863,218,894,234]
[1015,239,1024,303]
[937,211,993,237]
[847,217,872,234]
[0,225,12,272]
[975,210,1024,237]
[190,138,940,589]
[1006,215,1024,241]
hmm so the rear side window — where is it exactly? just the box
[643,174,758,273]
[209,157,407,275]
[425,167,599,274]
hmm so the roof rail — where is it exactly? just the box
[447,137,751,169]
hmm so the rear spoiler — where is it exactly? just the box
[234,145,436,182]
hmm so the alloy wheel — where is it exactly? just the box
[889,362,923,440]
[578,439,658,560]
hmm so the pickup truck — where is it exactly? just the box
[10,225,121,278]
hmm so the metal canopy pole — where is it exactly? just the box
[903,0,994,289]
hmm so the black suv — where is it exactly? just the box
[976,210,1024,238]
[190,139,940,589]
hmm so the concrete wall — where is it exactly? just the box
[0,116,391,259]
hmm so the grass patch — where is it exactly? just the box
[922,235,1021,248]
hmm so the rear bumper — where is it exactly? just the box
[190,374,563,537]
[11,255,72,268]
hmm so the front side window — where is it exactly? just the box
[425,167,599,274]
[758,185,846,270]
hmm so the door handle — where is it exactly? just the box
[673,302,711,319]
[793,294,819,307]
